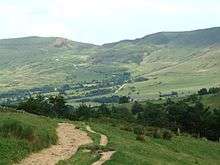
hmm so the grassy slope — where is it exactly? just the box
[0,111,220,165]
[89,122,220,165]
[0,110,57,164]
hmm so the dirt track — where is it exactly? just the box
[16,123,92,165]
[86,125,108,146]
[92,151,116,165]
[86,125,115,165]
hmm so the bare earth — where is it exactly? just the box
[92,151,116,165]
[86,125,108,146]
[16,123,92,165]
[86,125,115,165]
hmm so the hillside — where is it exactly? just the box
[0,27,220,104]
[1,110,220,165]
[0,109,57,164]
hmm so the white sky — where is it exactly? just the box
[0,0,220,44]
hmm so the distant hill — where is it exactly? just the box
[0,27,220,102]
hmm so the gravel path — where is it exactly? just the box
[16,123,92,165]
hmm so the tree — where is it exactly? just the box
[76,104,92,120]
[166,101,189,131]
[131,101,143,115]
[17,95,56,117]
[49,95,66,116]
[98,104,111,116]
[198,88,208,95]
[113,106,134,121]
[186,94,200,102]
[209,87,220,94]
[119,96,130,104]
[139,102,168,127]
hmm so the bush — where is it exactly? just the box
[162,130,173,140]
[119,96,130,104]
[153,129,163,138]
[208,87,220,94]
[133,126,145,135]
[198,88,208,95]
[136,134,145,141]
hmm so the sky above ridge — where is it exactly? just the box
[0,0,220,44]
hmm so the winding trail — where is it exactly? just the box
[86,125,116,165]
[16,123,92,165]
[86,125,108,146]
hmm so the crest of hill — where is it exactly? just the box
[102,27,220,47]
[0,36,98,50]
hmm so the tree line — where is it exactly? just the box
[16,92,220,141]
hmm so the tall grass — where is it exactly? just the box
[0,111,58,164]
[0,119,35,142]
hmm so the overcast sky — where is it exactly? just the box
[0,0,220,44]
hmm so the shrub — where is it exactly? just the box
[133,126,145,135]
[198,88,208,95]
[162,130,173,140]
[209,87,220,94]
[136,134,145,141]
[153,129,163,138]
[119,96,130,104]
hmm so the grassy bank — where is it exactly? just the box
[0,110,57,164]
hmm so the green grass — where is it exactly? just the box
[0,111,57,164]
[87,121,220,165]
[58,150,99,165]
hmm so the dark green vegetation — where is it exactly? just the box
[1,27,220,105]
[0,108,57,164]
[17,88,220,141]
